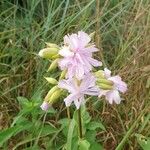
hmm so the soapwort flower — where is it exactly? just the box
[98,68,127,104]
[58,74,99,109]
[58,31,102,79]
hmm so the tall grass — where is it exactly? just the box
[0,0,150,149]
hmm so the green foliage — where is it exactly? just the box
[136,134,150,150]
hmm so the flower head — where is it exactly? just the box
[98,68,127,104]
[58,74,99,109]
[58,31,102,79]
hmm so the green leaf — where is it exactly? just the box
[66,119,76,150]
[90,142,103,150]
[17,96,29,108]
[87,121,106,131]
[41,125,58,136]
[0,123,32,147]
[78,139,90,150]
[136,134,150,150]
[81,106,91,124]
[58,118,70,127]
[0,126,21,147]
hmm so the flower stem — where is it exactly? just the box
[77,108,82,139]
[67,107,71,125]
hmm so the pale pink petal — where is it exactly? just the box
[64,93,77,107]
[75,64,84,79]
[76,53,85,64]
[40,101,49,111]
[80,74,96,90]
[74,95,84,109]
[82,46,99,53]
[58,58,70,70]
[84,87,99,96]
[78,31,91,47]
[66,65,75,79]
[58,79,76,93]
[98,89,107,98]
[106,90,121,104]
[59,46,74,57]
[104,68,111,78]
[88,57,102,67]
[109,76,127,93]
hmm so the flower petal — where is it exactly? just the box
[78,31,91,47]
[59,46,74,57]
[64,93,77,107]
[104,68,111,78]
[109,76,127,93]
[40,101,49,111]
[106,90,121,104]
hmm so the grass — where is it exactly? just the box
[0,0,150,149]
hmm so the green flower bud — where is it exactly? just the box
[48,89,62,104]
[59,69,67,80]
[95,70,105,78]
[38,47,59,59]
[47,59,59,72]
[44,86,59,101]
[51,54,60,59]
[44,77,58,85]
[89,31,95,38]
[98,83,113,90]
[45,42,59,49]
[97,78,113,86]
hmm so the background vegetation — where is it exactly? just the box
[0,0,150,149]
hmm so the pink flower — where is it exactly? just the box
[58,74,99,109]
[58,31,102,79]
[40,101,50,111]
[99,68,127,104]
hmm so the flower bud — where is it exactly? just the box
[44,86,59,101]
[47,59,59,72]
[95,70,105,78]
[97,78,113,86]
[48,89,62,104]
[45,42,59,49]
[51,54,60,59]
[98,83,113,90]
[59,69,67,80]
[38,47,59,59]
[89,31,95,38]
[44,77,58,85]
[40,101,50,111]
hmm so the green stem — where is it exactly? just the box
[67,107,71,125]
[77,108,83,139]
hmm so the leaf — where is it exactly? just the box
[136,134,150,150]
[0,126,21,147]
[0,123,32,147]
[58,118,70,127]
[87,121,106,131]
[78,139,90,150]
[66,119,76,150]
[17,96,29,108]
[81,106,91,124]
[41,125,58,136]
[90,142,103,150]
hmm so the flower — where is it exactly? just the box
[98,68,127,104]
[58,74,99,109]
[40,101,50,111]
[58,31,102,79]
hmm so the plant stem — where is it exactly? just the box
[77,108,82,139]
[67,107,71,125]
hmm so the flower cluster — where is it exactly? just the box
[39,31,127,111]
